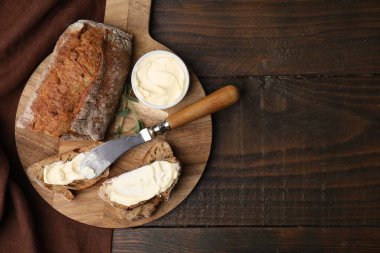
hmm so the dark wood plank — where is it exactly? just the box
[150,1,380,76]
[113,227,380,253]
[131,76,380,226]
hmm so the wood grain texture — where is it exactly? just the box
[113,227,380,253]
[129,76,380,227]
[15,0,212,228]
[112,0,379,251]
[150,0,380,76]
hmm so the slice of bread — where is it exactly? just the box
[26,142,109,200]
[99,139,181,221]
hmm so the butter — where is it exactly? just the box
[105,161,180,206]
[133,51,187,107]
[43,153,96,185]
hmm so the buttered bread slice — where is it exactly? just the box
[99,139,181,221]
[27,142,109,200]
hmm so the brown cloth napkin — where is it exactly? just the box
[0,1,113,253]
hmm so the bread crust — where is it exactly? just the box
[98,139,181,221]
[70,20,132,140]
[18,20,132,141]
[26,142,109,200]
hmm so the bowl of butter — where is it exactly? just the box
[131,50,190,110]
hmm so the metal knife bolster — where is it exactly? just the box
[149,120,171,137]
[141,120,171,141]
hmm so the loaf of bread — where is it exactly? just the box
[18,20,132,140]
[26,142,109,200]
[99,139,181,221]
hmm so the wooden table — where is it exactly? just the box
[112,1,380,252]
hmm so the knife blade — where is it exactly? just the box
[79,128,153,178]
[80,85,240,178]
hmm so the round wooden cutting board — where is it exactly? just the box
[15,0,212,228]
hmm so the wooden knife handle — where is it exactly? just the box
[167,85,240,129]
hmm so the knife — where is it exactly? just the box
[79,85,240,178]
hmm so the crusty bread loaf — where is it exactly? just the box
[99,139,181,221]
[18,20,132,140]
[27,142,109,200]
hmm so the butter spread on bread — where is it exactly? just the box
[104,161,180,206]
[99,139,181,221]
[43,153,96,185]
[18,20,132,140]
[27,142,109,200]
